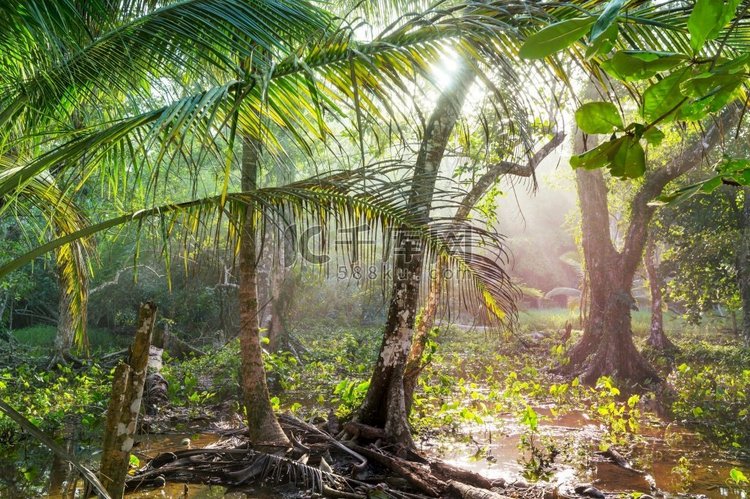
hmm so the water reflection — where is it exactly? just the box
[426,408,750,498]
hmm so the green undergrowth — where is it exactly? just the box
[668,342,750,451]
[0,363,112,444]
[159,326,383,420]
[0,311,747,477]
[10,324,133,353]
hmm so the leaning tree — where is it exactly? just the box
[519,0,750,384]
[0,0,534,455]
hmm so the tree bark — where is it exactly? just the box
[644,235,676,350]
[403,131,565,413]
[565,166,659,385]
[238,134,289,446]
[566,102,741,385]
[54,269,75,359]
[100,302,157,499]
[356,62,475,447]
[52,249,89,364]
[266,226,288,352]
[738,187,750,347]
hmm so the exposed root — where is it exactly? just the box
[127,414,515,498]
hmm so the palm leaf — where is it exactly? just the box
[0,167,518,328]
[0,167,90,350]
[1,1,538,208]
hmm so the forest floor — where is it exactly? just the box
[1,308,749,497]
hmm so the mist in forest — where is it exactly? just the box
[493,147,580,306]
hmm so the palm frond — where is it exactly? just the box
[0,167,90,350]
[0,0,333,131]
[2,1,540,212]
[0,167,518,327]
[126,445,348,495]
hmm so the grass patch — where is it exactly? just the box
[11,325,131,353]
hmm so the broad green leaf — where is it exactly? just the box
[601,51,688,82]
[714,53,750,74]
[610,135,646,179]
[679,73,745,120]
[719,158,750,174]
[570,138,623,170]
[688,0,742,53]
[575,102,624,134]
[730,468,749,484]
[641,68,692,122]
[653,176,726,206]
[642,127,665,146]
[591,0,625,42]
[680,73,745,98]
[586,23,618,59]
[521,405,538,431]
[520,17,596,60]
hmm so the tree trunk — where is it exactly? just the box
[403,264,442,417]
[100,302,157,499]
[54,270,75,359]
[565,161,658,386]
[565,100,740,386]
[738,187,750,347]
[238,134,289,446]
[403,132,565,413]
[52,253,89,364]
[644,235,676,350]
[356,62,475,447]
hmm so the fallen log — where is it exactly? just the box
[447,480,510,499]
[348,444,446,497]
[429,460,494,490]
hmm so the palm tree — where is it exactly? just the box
[0,0,535,458]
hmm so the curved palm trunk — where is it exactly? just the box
[52,253,89,365]
[738,187,750,347]
[239,135,289,446]
[644,235,675,350]
[54,271,76,358]
[403,132,565,413]
[356,63,475,447]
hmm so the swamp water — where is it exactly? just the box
[425,408,750,498]
[2,410,748,498]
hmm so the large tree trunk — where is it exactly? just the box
[644,235,676,350]
[238,135,289,446]
[566,167,659,386]
[403,131,565,413]
[356,63,475,447]
[566,101,740,386]
[738,187,750,347]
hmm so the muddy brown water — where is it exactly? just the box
[2,410,749,498]
[423,408,750,498]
